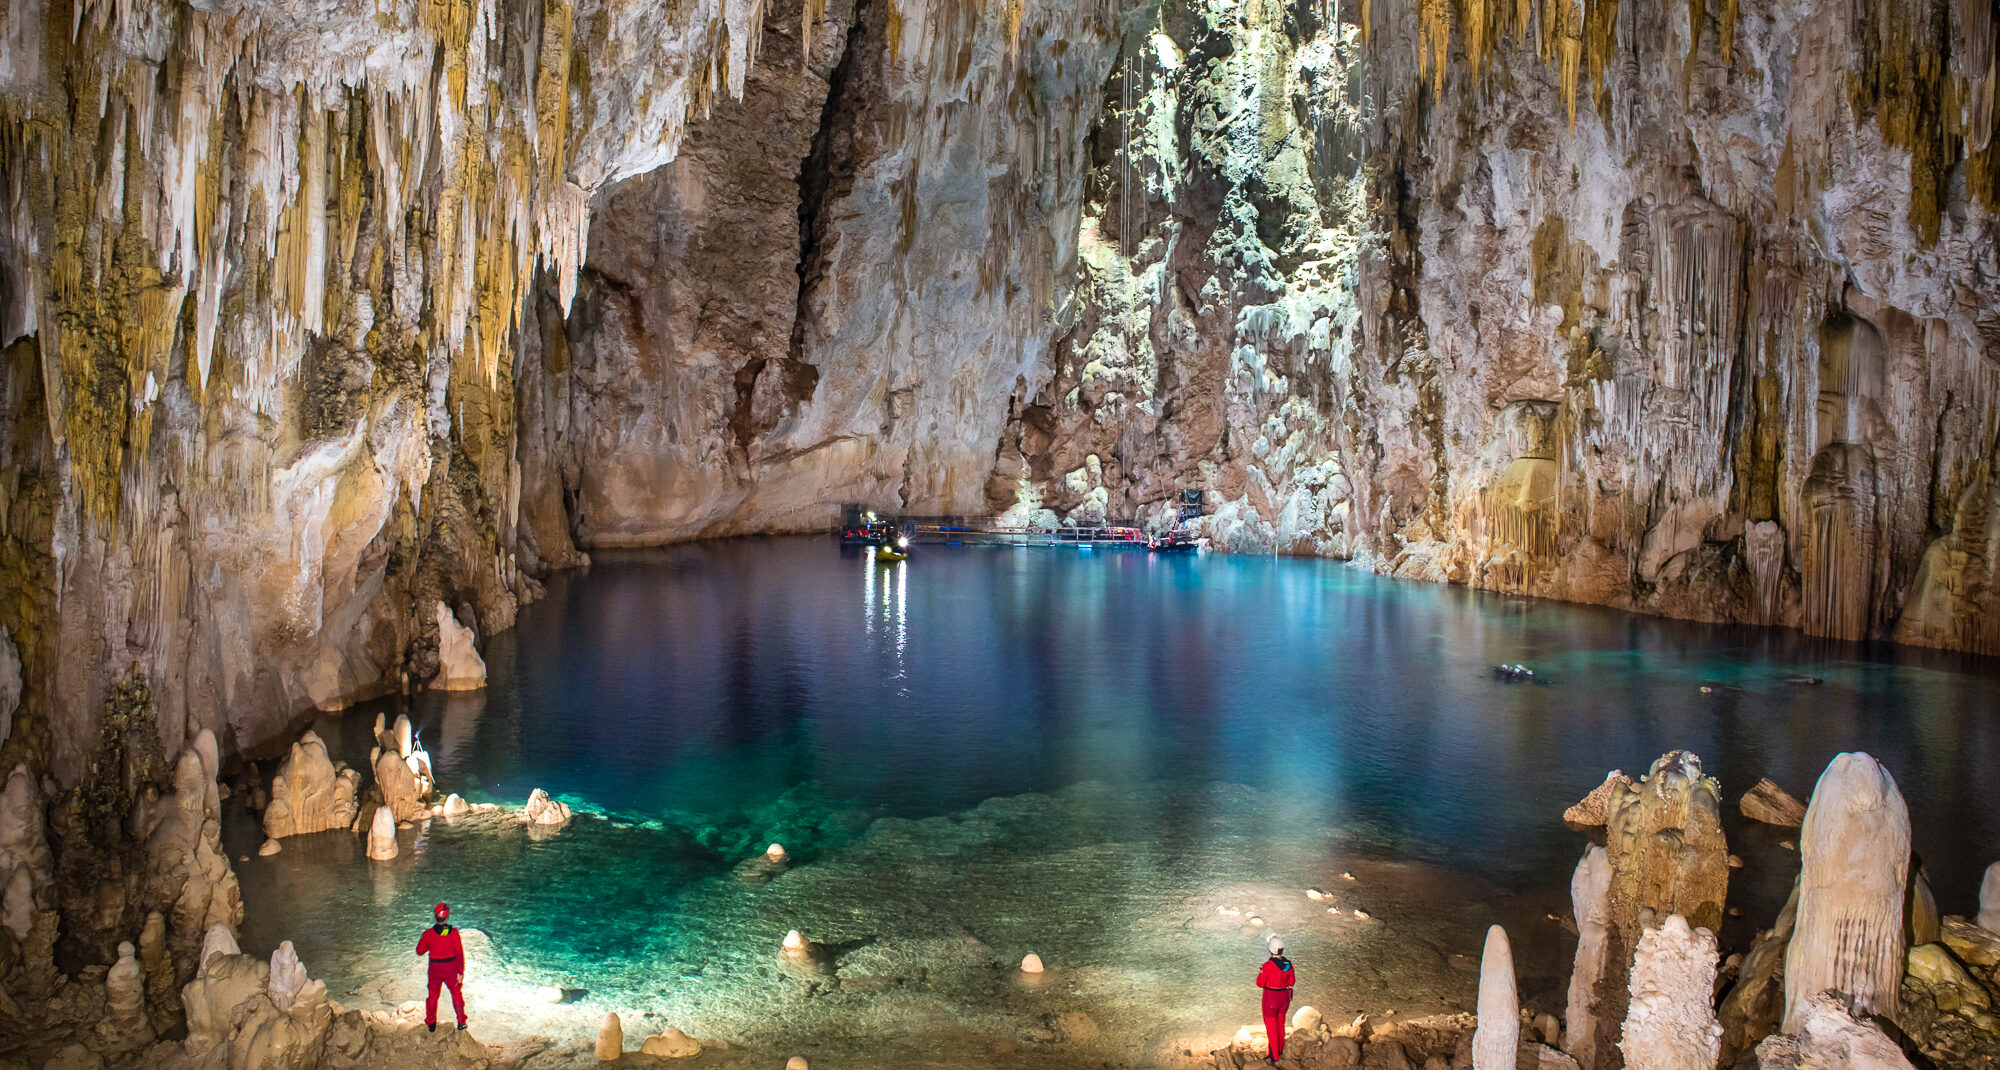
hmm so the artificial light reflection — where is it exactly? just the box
[859,551,908,694]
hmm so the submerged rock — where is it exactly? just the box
[640,1028,701,1058]
[1739,779,1807,827]
[1021,952,1044,973]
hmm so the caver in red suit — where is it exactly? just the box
[416,902,467,1031]
[1256,937,1296,1063]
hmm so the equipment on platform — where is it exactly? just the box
[1492,663,1535,681]
[840,504,895,545]
[1147,531,1200,553]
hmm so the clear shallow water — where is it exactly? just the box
[234,538,2000,1061]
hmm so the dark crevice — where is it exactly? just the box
[786,0,875,368]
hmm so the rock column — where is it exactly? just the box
[1474,925,1520,1070]
[1565,845,1611,1068]
[1586,751,1729,1070]
[1620,915,1721,1070]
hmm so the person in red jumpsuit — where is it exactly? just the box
[1256,935,1295,1064]
[416,902,467,1032]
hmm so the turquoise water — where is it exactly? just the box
[232,538,2000,1061]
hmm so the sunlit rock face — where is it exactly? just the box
[997,0,1368,550]
[1349,0,2000,651]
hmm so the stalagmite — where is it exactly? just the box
[1619,915,1721,1070]
[784,930,807,951]
[443,793,470,816]
[198,923,240,973]
[786,1059,809,1070]
[367,806,399,861]
[393,715,414,759]
[1474,925,1520,1070]
[1980,862,2000,933]
[0,764,52,943]
[372,747,427,822]
[1565,845,1611,1070]
[522,789,573,825]
[264,732,361,838]
[267,941,318,1010]
[766,843,788,861]
[597,1012,624,1060]
[1021,952,1045,973]
[103,940,153,1048]
[1783,752,1909,1032]
[1587,752,1727,1070]
[434,603,489,690]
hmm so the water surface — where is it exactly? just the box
[234,538,2000,1063]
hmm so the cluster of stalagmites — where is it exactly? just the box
[1210,748,1997,1070]
[0,710,600,1069]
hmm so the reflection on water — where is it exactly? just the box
[235,537,2000,1055]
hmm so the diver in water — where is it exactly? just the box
[416,902,468,1032]
[1257,934,1296,1063]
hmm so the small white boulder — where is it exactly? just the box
[1021,952,1044,973]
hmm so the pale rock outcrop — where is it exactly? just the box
[0,763,53,945]
[366,806,400,861]
[521,789,573,826]
[1566,774,1633,827]
[1981,863,2000,933]
[1586,752,1729,1070]
[101,940,154,1049]
[598,1012,624,1060]
[263,732,361,838]
[433,603,488,691]
[1022,953,1045,973]
[1473,926,1519,1070]
[1741,780,1808,827]
[181,939,334,1067]
[394,715,415,759]
[1619,915,1722,1070]
[1750,993,1914,1070]
[1783,753,1909,1032]
[442,793,471,817]
[640,1028,702,1058]
[372,747,428,823]
[1565,846,1612,1070]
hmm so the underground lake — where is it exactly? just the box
[229,537,2000,1066]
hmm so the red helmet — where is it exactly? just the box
[433,903,450,920]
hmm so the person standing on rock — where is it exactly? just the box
[1257,934,1296,1064]
[416,902,468,1032]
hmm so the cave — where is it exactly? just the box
[2,0,2000,1067]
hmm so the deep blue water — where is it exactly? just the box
[405,539,1998,894]
[234,537,2000,1052]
